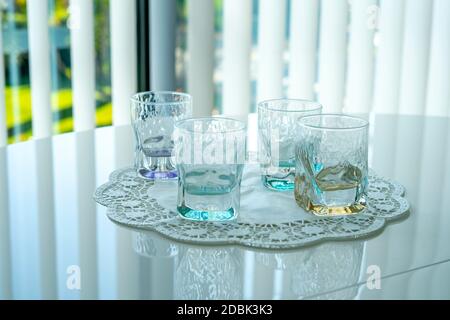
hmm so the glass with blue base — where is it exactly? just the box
[174,117,246,222]
[258,99,322,191]
[131,91,192,180]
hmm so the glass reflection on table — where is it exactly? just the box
[132,230,364,300]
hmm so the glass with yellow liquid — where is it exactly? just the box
[295,114,369,216]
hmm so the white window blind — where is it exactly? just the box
[222,0,252,116]
[373,0,405,114]
[425,0,450,117]
[110,0,137,126]
[288,0,319,101]
[27,0,52,139]
[398,0,433,115]
[257,0,287,103]
[187,0,215,117]
[2,0,450,145]
[317,0,349,113]
[69,0,96,132]
[0,8,6,147]
[150,0,176,91]
[345,0,376,113]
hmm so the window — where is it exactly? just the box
[1,0,112,144]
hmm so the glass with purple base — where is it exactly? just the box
[131,91,192,180]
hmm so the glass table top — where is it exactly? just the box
[0,113,449,299]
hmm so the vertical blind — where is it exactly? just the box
[186,0,215,117]
[69,0,96,132]
[27,0,52,138]
[425,0,450,117]
[372,0,404,115]
[398,0,433,116]
[110,0,137,126]
[0,8,6,147]
[0,0,449,145]
[318,0,348,113]
[256,0,286,104]
[288,0,319,101]
[222,0,252,117]
[345,0,376,114]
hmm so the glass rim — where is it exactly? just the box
[257,98,323,113]
[130,91,192,105]
[299,114,369,131]
[175,117,247,133]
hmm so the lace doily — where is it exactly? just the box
[94,165,409,249]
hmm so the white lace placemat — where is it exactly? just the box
[94,165,410,249]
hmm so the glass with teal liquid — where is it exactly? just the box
[174,118,246,221]
[258,99,322,191]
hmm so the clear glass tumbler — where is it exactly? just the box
[295,114,369,216]
[174,117,247,221]
[258,99,322,191]
[131,91,192,179]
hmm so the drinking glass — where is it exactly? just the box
[131,91,192,179]
[258,99,322,191]
[295,114,369,216]
[174,117,246,221]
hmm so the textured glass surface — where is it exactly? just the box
[174,118,246,221]
[295,115,369,216]
[258,99,322,191]
[175,247,242,299]
[131,91,191,179]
